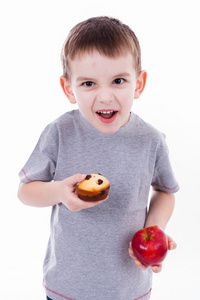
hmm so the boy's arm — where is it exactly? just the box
[18,180,62,207]
[145,188,175,230]
[17,174,107,211]
[129,188,177,273]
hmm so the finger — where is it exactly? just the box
[167,235,177,250]
[128,248,136,259]
[168,240,177,250]
[128,242,136,259]
[81,196,109,209]
[128,242,139,260]
[134,259,148,271]
[65,173,87,189]
[128,244,148,270]
[72,194,108,211]
[152,264,162,273]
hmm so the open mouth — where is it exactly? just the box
[96,110,118,124]
[96,111,117,119]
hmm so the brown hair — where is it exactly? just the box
[61,16,141,79]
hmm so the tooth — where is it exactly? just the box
[100,111,113,114]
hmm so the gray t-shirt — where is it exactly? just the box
[19,110,179,300]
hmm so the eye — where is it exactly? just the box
[82,81,95,87]
[113,78,125,85]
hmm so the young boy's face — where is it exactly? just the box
[61,50,146,134]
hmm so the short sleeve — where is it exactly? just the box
[19,123,59,183]
[151,134,179,193]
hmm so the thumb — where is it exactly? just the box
[64,173,86,189]
[167,235,177,251]
[128,241,137,259]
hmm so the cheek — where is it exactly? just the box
[75,92,94,111]
[119,90,134,108]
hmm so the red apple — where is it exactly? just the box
[131,226,168,266]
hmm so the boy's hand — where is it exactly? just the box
[57,174,108,212]
[128,235,177,273]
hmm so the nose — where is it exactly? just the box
[96,87,115,104]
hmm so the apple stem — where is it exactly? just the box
[146,230,151,240]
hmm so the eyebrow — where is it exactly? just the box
[113,72,131,78]
[76,73,131,82]
[76,76,95,82]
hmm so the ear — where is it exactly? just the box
[60,76,76,104]
[134,70,147,99]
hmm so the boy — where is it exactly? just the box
[18,16,179,300]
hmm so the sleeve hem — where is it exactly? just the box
[19,169,33,183]
[152,183,180,193]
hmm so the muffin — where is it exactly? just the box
[76,174,110,201]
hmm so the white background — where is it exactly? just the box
[0,0,200,299]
